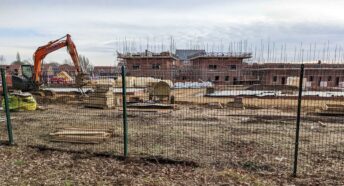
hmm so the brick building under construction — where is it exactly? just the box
[117,50,344,89]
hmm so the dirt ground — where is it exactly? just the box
[2,145,342,186]
[0,89,343,185]
[0,145,283,185]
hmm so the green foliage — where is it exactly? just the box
[13,159,25,166]
[64,180,74,186]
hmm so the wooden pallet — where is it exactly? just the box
[84,85,115,109]
[49,128,113,144]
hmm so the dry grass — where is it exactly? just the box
[1,100,342,185]
[0,146,278,185]
[1,89,343,185]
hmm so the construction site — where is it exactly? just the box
[0,33,343,185]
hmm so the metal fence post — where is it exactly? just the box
[293,64,304,177]
[121,66,128,157]
[1,68,14,145]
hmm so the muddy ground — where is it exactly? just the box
[0,99,343,185]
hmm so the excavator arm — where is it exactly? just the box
[33,34,85,85]
[12,34,90,92]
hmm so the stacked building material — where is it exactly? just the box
[227,97,244,109]
[317,103,344,116]
[324,104,344,112]
[56,71,73,82]
[50,128,113,144]
[148,81,171,103]
[85,85,114,109]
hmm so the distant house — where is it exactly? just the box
[42,64,60,82]
[0,64,22,86]
[117,50,181,80]
[0,64,22,75]
[93,66,116,77]
[59,64,76,78]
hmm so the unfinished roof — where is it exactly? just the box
[175,49,206,60]
[189,52,252,60]
[253,63,344,70]
[117,50,179,60]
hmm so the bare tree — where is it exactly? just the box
[46,61,60,66]
[63,55,93,73]
[78,54,93,73]
[63,59,72,65]
[16,52,21,62]
[0,55,5,64]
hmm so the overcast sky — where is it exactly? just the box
[1,0,344,65]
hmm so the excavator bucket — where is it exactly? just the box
[75,73,91,87]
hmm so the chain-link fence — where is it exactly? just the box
[1,63,343,178]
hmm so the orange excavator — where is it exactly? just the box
[12,34,90,94]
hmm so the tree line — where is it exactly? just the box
[3,52,94,73]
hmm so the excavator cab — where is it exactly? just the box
[12,65,37,91]
[22,65,34,79]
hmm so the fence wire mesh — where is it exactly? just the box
[3,74,123,154]
[0,75,6,143]
[125,69,297,175]
[0,63,343,178]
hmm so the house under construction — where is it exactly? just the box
[117,50,344,89]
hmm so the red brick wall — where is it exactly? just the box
[188,57,245,84]
[252,63,344,88]
[119,54,344,89]
[125,57,179,80]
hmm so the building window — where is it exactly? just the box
[215,76,219,81]
[309,76,313,81]
[281,77,286,85]
[132,64,140,70]
[336,77,340,86]
[225,76,229,81]
[273,76,277,82]
[208,64,217,69]
[318,77,322,86]
[229,65,237,70]
[328,76,332,81]
[233,77,238,85]
[152,64,160,69]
